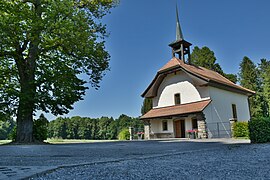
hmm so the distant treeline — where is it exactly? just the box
[48,114,144,140]
[0,119,15,140]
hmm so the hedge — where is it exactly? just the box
[232,122,249,138]
[249,117,270,143]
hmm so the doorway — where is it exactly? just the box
[174,120,185,138]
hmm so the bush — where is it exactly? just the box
[249,117,270,143]
[33,114,49,142]
[232,122,249,138]
[9,126,16,141]
[118,128,130,140]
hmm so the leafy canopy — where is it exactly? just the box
[239,56,265,117]
[258,59,270,117]
[0,0,117,116]
[190,46,237,83]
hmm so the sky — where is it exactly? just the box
[44,0,270,120]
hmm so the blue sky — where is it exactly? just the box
[44,0,270,120]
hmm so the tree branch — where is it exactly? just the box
[0,51,16,57]
[22,0,35,4]
[21,39,29,52]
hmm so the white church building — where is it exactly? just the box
[140,7,255,139]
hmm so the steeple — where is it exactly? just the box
[176,5,184,41]
[169,4,192,64]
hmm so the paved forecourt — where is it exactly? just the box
[0,139,249,179]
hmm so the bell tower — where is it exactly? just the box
[169,5,192,64]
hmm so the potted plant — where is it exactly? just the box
[186,129,198,139]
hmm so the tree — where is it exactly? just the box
[0,119,16,140]
[239,56,264,117]
[258,59,270,117]
[224,73,237,84]
[141,98,152,115]
[33,113,49,141]
[191,46,219,72]
[0,0,116,143]
[98,116,113,139]
[190,46,237,83]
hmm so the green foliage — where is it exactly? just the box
[232,122,249,138]
[47,114,144,140]
[141,98,152,115]
[33,114,49,141]
[239,56,265,117]
[258,59,270,117]
[224,73,237,84]
[190,46,237,83]
[191,46,218,71]
[249,117,270,143]
[0,0,116,115]
[0,0,116,142]
[118,128,130,140]
[0,119,16,140]
[9,126,16,141]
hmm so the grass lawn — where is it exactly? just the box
[0,140,12,145]
[46,138,119,144]
[0,139,119,145]
[234,137,250,140]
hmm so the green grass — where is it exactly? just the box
[0,140,12,145]
[45,138,119,144]
[233,137,250,140]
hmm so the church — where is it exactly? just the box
[140,7,255,139]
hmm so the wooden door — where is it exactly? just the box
[180,120,185,138]
[174,120,181,138]
[174,120,186,138]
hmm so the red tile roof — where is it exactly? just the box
[142,57,255,97]
[140,99,211,119]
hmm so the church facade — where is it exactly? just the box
[140,7,254,139]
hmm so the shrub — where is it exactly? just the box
[249,117,270,143]
[232,122,249,138]
[118,128,130,140]
[33,114,49,142]
[9,126,16,141]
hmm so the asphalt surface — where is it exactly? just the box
[0,139,268,180]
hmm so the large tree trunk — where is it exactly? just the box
[15,78,35,143]
[16,105,34,143]
[15,44,38,143]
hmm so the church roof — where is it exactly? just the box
[140,99,211,120]
[142,57,255,98]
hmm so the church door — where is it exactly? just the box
[174,120,185,138]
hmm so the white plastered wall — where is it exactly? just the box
[150,116,194,137]
[152,71,203,108]
[205,86,250,122]
[150,119,174,134]
[203,86,251,138]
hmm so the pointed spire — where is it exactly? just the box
[169,2,192,64]
[176,4,184,41]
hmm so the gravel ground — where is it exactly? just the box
[33,143,270,180]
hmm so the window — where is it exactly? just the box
[232,104,237,120]
[192,118,198,129]
[174,93,181,105]
[162,120,168,131]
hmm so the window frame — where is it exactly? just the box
[232,104,238,120]
[174,93,181,105]
[162,120,168,131]
[192,118,198,129]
